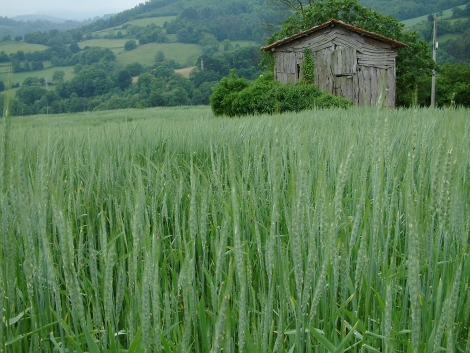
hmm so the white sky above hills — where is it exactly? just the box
[3,0,143,20]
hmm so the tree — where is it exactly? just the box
[0,81,5,92]
[52,70,66,84]
[267,0,436,107]
[116,69,132,91]
[155,50,165,62]
[15,36,22,42]
[124,40,137,51]
[15,86,47,105]
[436,63,470,107]
[31,61,44,71]
[69,42,80,54]
[125,62,144,77]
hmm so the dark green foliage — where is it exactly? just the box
[52,70,65,84]
[31,61,44,71]
[73,47,116,66]
[22,77,45,86]
[445,31,470,62]
[211,71,352,117]
[69,42,80,54]
[0,51,9,62]
[125,62,145,77]
[124,40,137,51]
[155,50,165,62]
[15,86,47,105]
[301,47,315,84]
[210,70,250,116]
[115,70,132,90]
[0,81,5,92]
[436,62,470,107]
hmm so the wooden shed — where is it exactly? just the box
[262,19,408,107]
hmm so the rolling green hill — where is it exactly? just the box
[401,2,470,63]
[0,62,75,86]
[401,3,468,27]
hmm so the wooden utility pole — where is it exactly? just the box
[431,15,437,108]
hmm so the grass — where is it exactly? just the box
[116,42,203,67]
[1,105,469,352]
[126,16,177,27]
[78,39,130,50]
[0,41,49,55]
[0,65,75,86]
[78,39,130,55]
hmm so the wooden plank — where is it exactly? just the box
[296,51,304,82]
[352,72,359,105]
[370,67,378,106]
[387,67,396,107]
[333,37,363,51]
[363,66,371,106]
[358,68,365,106]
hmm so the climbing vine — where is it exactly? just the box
[302,47,315,85]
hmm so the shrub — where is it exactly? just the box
[210,70,249,116]
[210,71,352,117]
[124,40,137,51]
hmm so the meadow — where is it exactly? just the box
[0,41,49,55]
[126,16,177,28]
[401,2,469,27]
[0,63,75,86]
[116,42,204,67]
[1,106,469,352]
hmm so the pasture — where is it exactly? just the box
[401,2,468,27]
[1,106,469,352]
[126,16,177,28]
[0,63,75,87]
[116,42,203,67]
[0,41,49,55]
[78,38,130,55]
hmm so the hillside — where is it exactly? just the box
[1,0,469,115]
[363,0,469,20]
[403,2,470,63]
[0,16,104,39]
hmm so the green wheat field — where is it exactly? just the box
[1,106,469,352]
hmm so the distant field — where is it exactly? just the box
[127,16,176,27]
[401,2,468,27]
[174,66,196,78]
[446,17,470,25]
[89,26,126,39]
[78,39,129,50]
[116,42,203,67]
[0,41,49,54]
[0,64,75,85]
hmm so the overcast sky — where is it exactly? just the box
[3,0,144,20]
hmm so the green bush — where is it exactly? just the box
[209,69,249,116]
[210,71,352,117]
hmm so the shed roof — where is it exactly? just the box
[262,19,408,51]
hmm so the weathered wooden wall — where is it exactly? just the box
[272,26,399,107]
